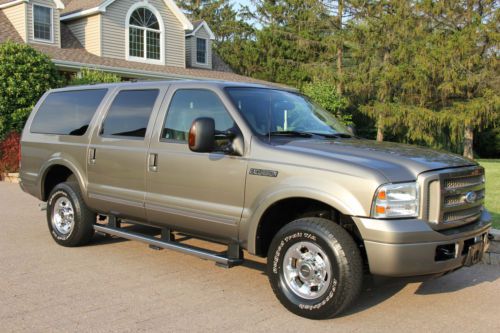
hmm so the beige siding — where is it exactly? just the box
[189,26,212,69]
[101,0,185,68]
[27,0,60,47]
[66,15,101,56]
[3,3,27,41]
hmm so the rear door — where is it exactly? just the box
[87,86,167,220]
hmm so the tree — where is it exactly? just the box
[302,80,351,124]
[70,68,121,86]
[0,42,60,138]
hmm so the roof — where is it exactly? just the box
[185,20,215,40]
[0,0,64,9]
[0,10,278,86]
[60,0,193,30]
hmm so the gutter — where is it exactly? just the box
[52,59,225,81]
[0,0,28,9]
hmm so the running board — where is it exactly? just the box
[93,224,243,268]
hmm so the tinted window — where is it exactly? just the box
[31,89,107,136]
[101,90,159,138]
[163,89,234,144]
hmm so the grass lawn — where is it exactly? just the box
[477,159,500,229]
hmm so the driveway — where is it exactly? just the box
[1,182,499,332]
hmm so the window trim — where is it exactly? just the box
[195,37,208,65]
[32,4,54,44]
[160,88,238,145]
[125,2,165,65]
[99,88,161,140]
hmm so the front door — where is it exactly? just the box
[146,87,248,240]
[87,87,164,220]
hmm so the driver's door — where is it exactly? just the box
[145,87,248,240]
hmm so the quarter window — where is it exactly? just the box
[33,5,52,42]
[128,7,161,61]
[31,89,108,136]
[163,89,234,145]
[196,38,207,64]
[102,90,159,138]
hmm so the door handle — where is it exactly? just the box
[88,148,96,165]
[148,153,158,172]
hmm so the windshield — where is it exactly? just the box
[225,87,349,138]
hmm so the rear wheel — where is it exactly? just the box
[47,182,95,247]
[267,217,363,319]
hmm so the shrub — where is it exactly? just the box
[0,42,61,139]
[70,68,121,86]
[0,131,21,174]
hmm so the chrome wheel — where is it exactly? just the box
[51,196,75,235]
[282,241,332,300]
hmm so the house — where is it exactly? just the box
[0,0,259,82]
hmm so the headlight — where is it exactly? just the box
[372,182,419,218]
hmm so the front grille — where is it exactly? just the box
[440,167,485,226]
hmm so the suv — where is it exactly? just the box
[20,81,491,319]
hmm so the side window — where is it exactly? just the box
[101,89,159,138]
[31,89,107,136]
[162,89,234,145]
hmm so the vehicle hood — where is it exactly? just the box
[278,139,476,182]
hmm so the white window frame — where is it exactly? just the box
[125,2,165,65]
[195,37,208,65]
[32,4,54,44]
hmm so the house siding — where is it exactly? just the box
[66,14,101,56]
[189,26,212,70]
[2,3,27,41]
[27,0,61,47]
[101,0,185,68]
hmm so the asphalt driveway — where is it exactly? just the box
[1,182,499,332]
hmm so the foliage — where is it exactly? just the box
[0,42,60,138]
[478,159,500,229]
[70,68,121,86]
[0,131,20,174]
[302,81,351,125]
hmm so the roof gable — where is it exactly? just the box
[0,0,64,9]
[60,0,193,30]
[186,20,215,40]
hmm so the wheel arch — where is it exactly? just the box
[242,189,366,257]
[38,158,87,201]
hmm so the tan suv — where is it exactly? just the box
[20,81,491,319]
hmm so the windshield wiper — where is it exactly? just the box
[266,131,314,138]
[310,132,352,139]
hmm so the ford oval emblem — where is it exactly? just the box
[464,191,477,204]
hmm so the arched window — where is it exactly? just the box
[126,5,164,63]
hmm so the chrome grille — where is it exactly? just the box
[440,167,485,226]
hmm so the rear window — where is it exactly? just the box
[31,89,108,136]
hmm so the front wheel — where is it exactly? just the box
[267,217,363,319]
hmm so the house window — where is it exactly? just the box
[33,5,52,42]
[128,7,161,61]
[196,38,207,64]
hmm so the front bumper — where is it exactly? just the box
[353,210,492,277]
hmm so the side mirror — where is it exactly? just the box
[189,117,215,153]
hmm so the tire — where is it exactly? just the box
[267,217,363,319]
[46,182,95,247]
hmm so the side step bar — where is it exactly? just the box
[94,224,243,268]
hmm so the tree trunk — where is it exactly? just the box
[463,126,474,159]
[336,0,344,96]
[376,114,384,142]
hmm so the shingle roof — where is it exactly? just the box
[61,0,103,15]
[0,9,274,85]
